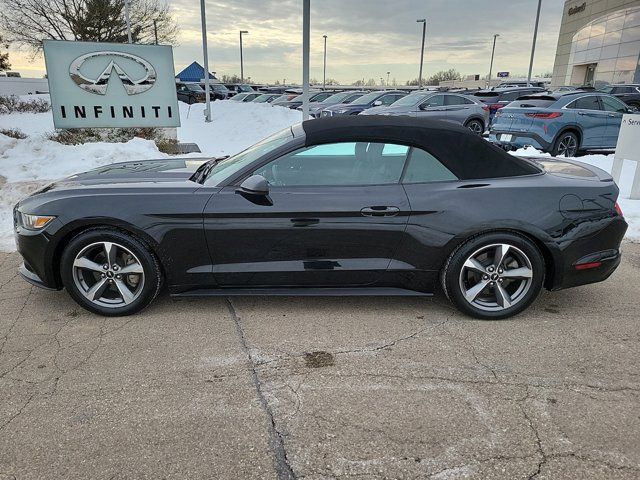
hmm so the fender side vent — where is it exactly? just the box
[457,183,490,189]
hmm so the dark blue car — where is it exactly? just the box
[489,92,633,156]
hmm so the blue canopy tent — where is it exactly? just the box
[175,62,216,82]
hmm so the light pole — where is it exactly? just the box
[416,19,426,88]
[387,71,390,86]
[200,0,211,122]
[239,30,249,84]
[302,0,310,119]
[124,0,132,43]
[322,35,327,90]
[527,0,542,86]
[488,34,499,88]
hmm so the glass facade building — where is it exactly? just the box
[552,0,640,88]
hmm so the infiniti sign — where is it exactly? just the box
[69,51,157,95]
[44,40,179,129]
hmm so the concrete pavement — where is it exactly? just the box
[0,244,639,479]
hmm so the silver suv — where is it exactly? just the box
[360,91,489,134]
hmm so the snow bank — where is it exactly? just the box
[512,147,640,241]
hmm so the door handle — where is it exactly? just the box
[360,206,400,217]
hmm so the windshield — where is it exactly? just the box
[239,85,254,92]
[231,93,247,101]
[389,93,429,107]
[350,92,382,106]
[204,128,294,186]
[597,86,614,94]
[187,84,204,92]
[252,94,273,103]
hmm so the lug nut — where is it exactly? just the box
[488,266,494,272]
[103,264,108,270]
[101,273,106,278]
[499,278,504,283]
[112,265,119,271]
[483,275,489,280]
[490,281,495,285]
[498,268,503,274]
[116,274,121,279]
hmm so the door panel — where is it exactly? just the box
[204,185,410,287]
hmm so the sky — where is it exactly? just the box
[5,0,566,84]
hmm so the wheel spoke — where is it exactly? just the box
[85,278,109,301]
[465,280,490,303]
[114,279,135,305]
[463,257,487,274]
[493,244,510,269]
[73,256,104,272]
[103,242,118,267]
[501,267,533,279]
[118,262,144,275]
[494,283,513,308]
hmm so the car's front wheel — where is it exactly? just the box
[441,232,545,320]
[60,229,162,316]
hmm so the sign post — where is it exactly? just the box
[612,114,640,199]
[43,40,180,129]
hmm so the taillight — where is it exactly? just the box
[615,202,624,217]
[575,262,602,271]
[482,105,490,112]
[525,112,563,119]
[489,103,505,111]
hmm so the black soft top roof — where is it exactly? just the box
[301,116,539,180]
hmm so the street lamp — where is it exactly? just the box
[416,19,426,89]
[239,30,249,83]
[488,34,499,89]
[199,0,211,122]
[322,35,328,90]
[387,71,390,86]
[124,0,132,43]
[527,0,542,86]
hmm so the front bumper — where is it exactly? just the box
[14,216,63,290]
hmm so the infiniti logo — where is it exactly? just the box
[69,51,157,95]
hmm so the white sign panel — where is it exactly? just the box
[612,114,640,199]
[43,40,180,129]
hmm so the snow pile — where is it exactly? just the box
[513,146,640,240]
[177,100,302,156]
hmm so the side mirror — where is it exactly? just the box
[419,103,429,110]
[373,100,383,106]
[237,174,270,196]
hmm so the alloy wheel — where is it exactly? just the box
[458,243,533,312]
[557,134,577,157]
[72,241,145,309]
[467,120,483,135]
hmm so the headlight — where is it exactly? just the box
[20,213,56,230]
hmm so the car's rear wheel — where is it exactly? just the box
[441,232,545,320]
[551,131,579,157]
[465,119,484,135]
[60,229,162,316]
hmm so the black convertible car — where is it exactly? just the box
[14,116,626,319]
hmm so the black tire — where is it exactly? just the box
[551,131,579,157]
[465,119,484,135]
[60,228,162,317]
[441,232,545,320]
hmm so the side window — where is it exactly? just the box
[500,91,523,102]
[567,96,602,111]
[601,95,628,113]
[402,148,458,184]
[421,95,445,108]
[253,142,409,187]
[445,95,473,106]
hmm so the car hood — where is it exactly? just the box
[37,158,209,192]
[323,103,362,113]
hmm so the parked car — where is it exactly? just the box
[251,93,282,103]
[320,90,407,116]
[203,83,231,100]
[307,91,367,118]
[474,87,546,122]
[14,116,626,320]
[272,91,337,109]
[597,84,640,110]
[360,91,489,135]
[176,82,206,104]
[230,92,262,102]
[552,85,595,93]
[496,81,548,88]
[224,84,254,97]
[489,91,633,156]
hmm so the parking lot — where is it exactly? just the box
[0,244,639,479]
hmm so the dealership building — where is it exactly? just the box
[551,0,640,87]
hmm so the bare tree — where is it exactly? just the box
[0,34,9,71]
[0,0,177,53]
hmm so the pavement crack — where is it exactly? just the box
[226,298,297,480]
[517,386,547,480]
